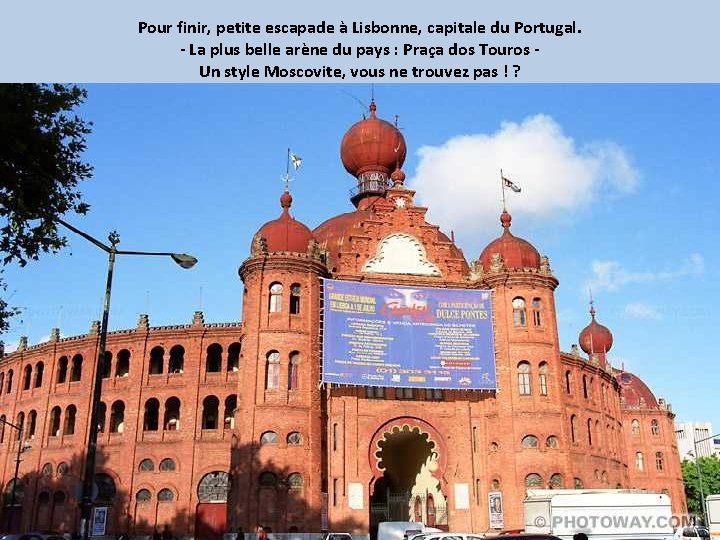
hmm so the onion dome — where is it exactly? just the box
[478,210,541,270]
[340,101,407,207]
[614,370,659,408]
[252,191,315,253]
[579,303,614,356]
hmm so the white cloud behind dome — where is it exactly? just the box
[409,114,639,245]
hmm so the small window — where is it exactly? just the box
[570,415,577,443]
[565,371,572,394]
[38,491,51,505]
[136,489,151,502]
[574,477,584,489]
[42,463,53,476]
[287,472,303,488]
[631,419,640,435]
[512,297,527,326]
[655,451,664,471]
[517,361,531,395]
[425,389,443,401]
[636,452,644,471]
[269,282,283,313]
[57,462,70,476]
[266,351,280,390]
[538,362,548,396]
[158,488,174,502]
[139,459,154,472]
[491,479,500,490]
[206,344,222,373]
[525,473,542,487]
[70,354,83,382]
[288,352,300,391]
[261,431,278,445]
[521,435,539,448]
[651,419,660,436]
[160,458,176,472]
[259,472,277,486]
[287,432,302,445]
[489,442,499,452]
[365,386,385,399]
[395,387,414,400]
[290,284,301,314]
[34,362,44,388]
[549,473,563,488]
[532,298,542,326]
[582,375,588,399]
[546,435,558,448]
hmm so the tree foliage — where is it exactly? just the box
[0,83,93,332]
[682,455,720,516]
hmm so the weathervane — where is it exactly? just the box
[282,148,302,191]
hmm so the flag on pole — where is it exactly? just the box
[502,175,521,193]
[289,152,302,170]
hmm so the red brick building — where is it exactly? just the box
[0,102,685,537]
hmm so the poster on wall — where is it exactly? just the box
[91,506,108,537]
[488,492,504,529]
[322,279,496,389]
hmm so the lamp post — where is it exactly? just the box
[0,416,31,532]
[692,431,720,524]
[57,219,197,540]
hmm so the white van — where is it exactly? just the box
[377,522,426,540]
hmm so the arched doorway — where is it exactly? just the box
[196,471,228,540]
[369,420,447,535]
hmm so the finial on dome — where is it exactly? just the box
[390,167,406,186]
[369,100,377,117]
[500,209,512,230]
[280,190,292,211]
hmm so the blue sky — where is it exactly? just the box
[2,84,718,433]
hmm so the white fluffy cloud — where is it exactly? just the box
[587,253,704,293]
[409,114,639,248]
[623,303,662,320]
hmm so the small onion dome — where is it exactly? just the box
[614,370,659,408]
[390,166,406,186]
[252,191,315,253]
[579,304,614,355]
[340,100,407,178]
[478,210,541,270]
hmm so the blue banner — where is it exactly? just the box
[321,279,496,389]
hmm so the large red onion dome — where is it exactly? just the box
[579,303,614,355]
[478,210,541,270]
[614,370,658,408]
[252,191,315,253]
[340,101,407,177]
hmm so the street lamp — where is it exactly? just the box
[691,431,720,524]
[57,219,197,540]
[0,416,31,532]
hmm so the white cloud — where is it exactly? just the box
[409,114,639,247]
[586,253,704,293]
[623,303,662,320]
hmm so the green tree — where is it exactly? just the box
[682,455,720,517]
[0,83,92,332]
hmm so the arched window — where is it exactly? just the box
[546,435,558,448]
[631,419,640,435]
[601,471,608,484]
[159,458,176,472]
[50,407,61,437]
[517,361,531,395]
[15,412,24,439]
[259,472,277,487]
[651,419,660,436]
[532,297,542,326]
[94,473,117,503]
[42,463,53,476]
[290,284,301,314]
[227,342,241,372]
[149,346,164,375]
[202,395,219,429]
[491,479,500,490]
[288,352,300,390]
[636,452,644,471]
[582,375,588,399]
[53,491,66,504]
[57,462,69,476]
[574,477,584,489]
[139,459,154,471]
[549,473,563,488]
[136,489,151,502]
[261,431,278,445]
[28,410,37,439]
[39,491,51,505]
[525,473,542,487]
[521,435,539,448]
[206,343,222,373]
[490,441,499,452]
[23,364,32,390]
[538,362,548,396]
[144,398,160,431]
[269,282,283,313]
[35,362,44,388]
[512,297,527,326]
[158,488,174,502]
[197,471,229,502]
[266,351,280,390]
[288,473,303,488]
[101,351,112,379]
[223,395,237,429]
[63,405,76,435]
[115,349,130,377]
[0,414,5,442]
[70,354,83,381]
[0,373,4,394]
[164,397,181,431]
[655,452,664,471]
[6,369,13,393]
[57,357,68,383]
[110,401,125,433]
[587,418,593,446]
[169,345,184,373]
[287,431,302,445]
[570,415,577,443]
[98,402,107,433]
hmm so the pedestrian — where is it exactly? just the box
[256,526,267,540]
[153,528,161,540]
[236,527,245,540]
[162,525,173,540]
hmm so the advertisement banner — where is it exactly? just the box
[489,491,504,529]
[322,279,495,389]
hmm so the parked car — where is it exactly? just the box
[324,534,353,540]
[675,527,710,540]
[422,533,486,540]
[0,534,65,540]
